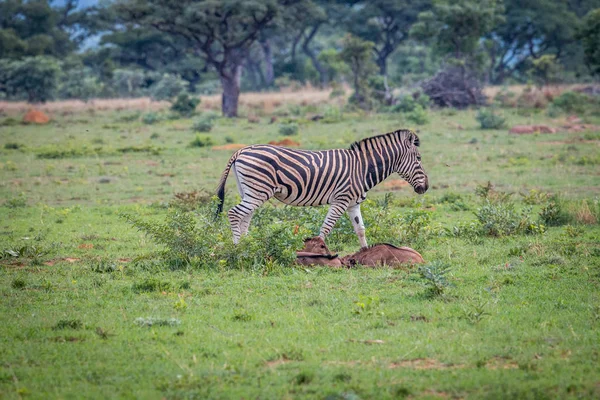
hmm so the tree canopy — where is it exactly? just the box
[1,0,599,113]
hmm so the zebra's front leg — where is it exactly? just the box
[347,204,367,249]
[319,203,348,241]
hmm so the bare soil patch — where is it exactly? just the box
[485,356,519,370]
[389,358,464,370]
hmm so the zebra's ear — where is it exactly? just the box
[405,131,420,147]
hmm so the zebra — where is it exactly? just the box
[215,129,428,248]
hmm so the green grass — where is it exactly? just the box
[1,106,600,399]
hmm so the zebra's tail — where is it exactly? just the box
[215,148,243,219]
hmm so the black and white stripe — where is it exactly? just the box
[216,129,428,247]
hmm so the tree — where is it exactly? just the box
[577,8,600,76]
[349,0,431,77]
[111,0,305,117]
[0,0,88,59]
[484,0,579,83]
[340,34,377,109]
[1,56,61,103]
[528,55,563,87]
[411,0,504,61]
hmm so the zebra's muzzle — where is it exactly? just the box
[414,182,428,194]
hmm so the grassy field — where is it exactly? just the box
[1,99,600,399]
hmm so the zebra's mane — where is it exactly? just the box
[349,129,418,151]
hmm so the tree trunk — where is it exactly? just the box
[302,25,327,86]
[220,65,241,118]
[261,39,274,87]
[377,54,387,76]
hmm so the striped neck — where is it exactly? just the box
[350,131,406,192]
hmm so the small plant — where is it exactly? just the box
[173,294,188,311]
[134,317,181,327]
[4,193,27,208]
[11,278,27,289]
[476,108,506,129]
[539,195,570,226]
[189,134,214,148]
[53,319,83,330]
[418,261,452,298]
[132,278,172,293]
[405,104,429,125]
[460,298,490,324]
[170,93,200,117]
[4,142,24,150]
[142,112,161,125]
[279,122,299,136]
[232,310,253,322]
[192,113,218,132]
[353,295,382,315]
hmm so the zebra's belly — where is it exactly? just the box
[273,188,331,206]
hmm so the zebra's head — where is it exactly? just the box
[397,131,428,195]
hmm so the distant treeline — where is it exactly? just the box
[0,0,599,116]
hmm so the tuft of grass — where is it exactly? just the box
[278,122,299,136]
[53,319,83,330]
[189,134,214,148]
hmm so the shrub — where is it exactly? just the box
[189,134,214,148]
[551,91,593,115]
[539,195,571,226]
[476,200,545,236]
[392,93,430,113]
[476,108,506,129]
[405,104,429,125]
[142,112,161,125]
[150,74,187,101]
[279,122,299,136]
[192,113,218,132]
[170,93,201,117]
[121,201,306,270]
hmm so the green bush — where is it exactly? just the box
[150,74,187,101]
[170,93,201,117]
[392,93,430,113]
[142,112,161,125]
[476,108,506,129]
[192,113,218,132]
[551,91,593,115]
[279,122,299,136]
[405,104,429,125]
[539,195,571,226]
[121,201,306,270]
[476,199,545,237]
[189,134,214,148]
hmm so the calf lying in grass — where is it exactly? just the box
[340,244,424,268]
[296,238,424,268]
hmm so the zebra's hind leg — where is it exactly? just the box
[347,204,367,249]
[319,203,348,241]
[228,201,263,244]
[239,211,254,236]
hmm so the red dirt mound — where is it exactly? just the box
[509,125,556,134]
[268,138,300,147]
[212,144,248,150]
[23,109,50,124]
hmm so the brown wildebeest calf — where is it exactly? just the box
[296,236,341,267]
[300,236,332,255]
[340,243,424,268]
